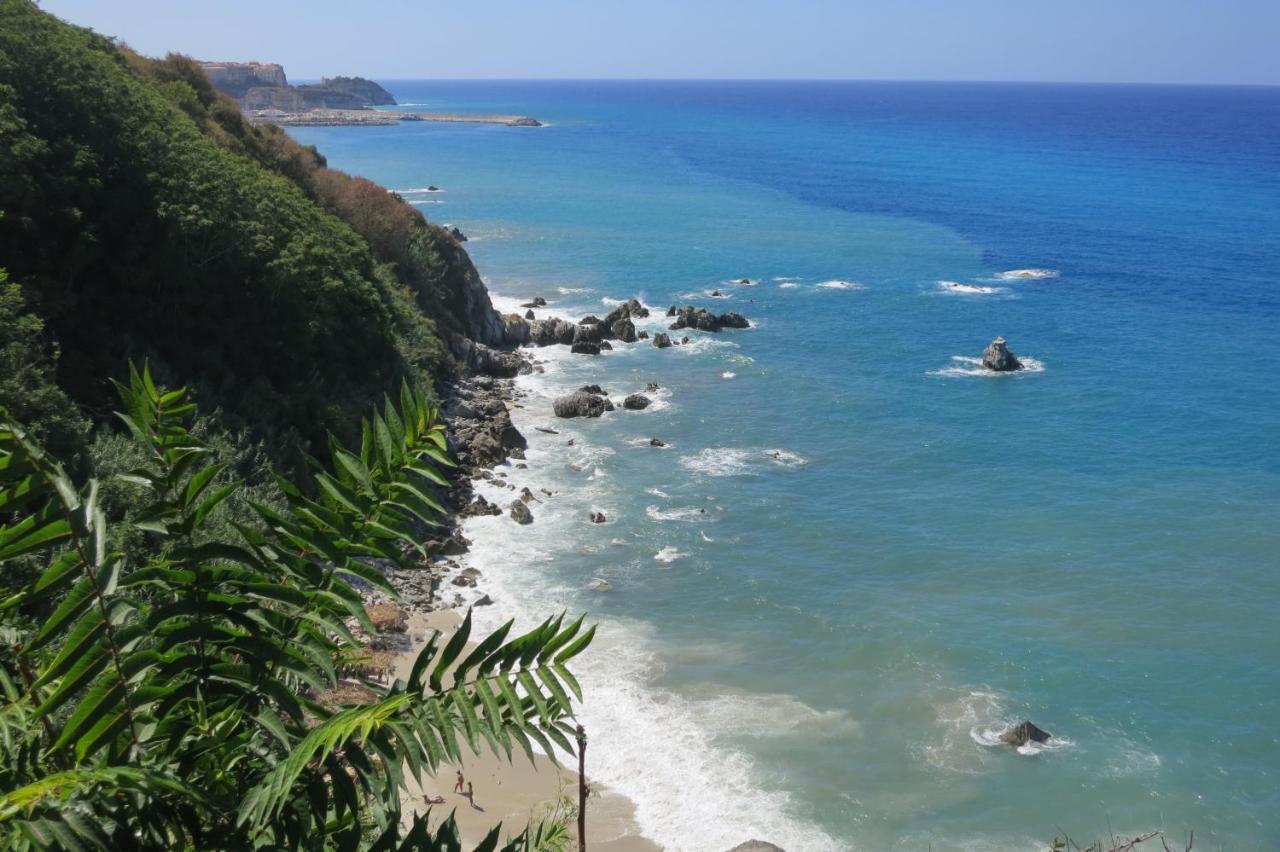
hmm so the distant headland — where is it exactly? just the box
[198,61,542,127]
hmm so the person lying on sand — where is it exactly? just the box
[422,794,445,805]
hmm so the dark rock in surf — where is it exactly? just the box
[509,500,533,525]
[553,389,612,418]
[652,333,672,349]
[649,438,666,447]
[570,341,601,355]
[999,720,1052,747]
[982,336,1024,372]
[611,318,637,342]
[525,309,535,320]
[622,394,651,410]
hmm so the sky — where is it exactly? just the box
[38,0,1280,85]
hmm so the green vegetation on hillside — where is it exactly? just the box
[0,0,491,469]
[0,369,591,849]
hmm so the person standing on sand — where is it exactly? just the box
[466,782,475,807]
[453,770,464,793]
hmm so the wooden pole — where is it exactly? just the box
[576,724,587,852]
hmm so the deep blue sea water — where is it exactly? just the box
[293,81,1280,851]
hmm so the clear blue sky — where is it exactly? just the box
[39,0,1280,85]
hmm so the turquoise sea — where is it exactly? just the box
[292,81,1280,850]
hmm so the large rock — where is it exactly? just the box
[603,298,650,331]
[553,390,613,418]
[509,500,533,525]
[453,337,529,378]
[529,318,577,347]
[622,394,651,410]
[719,311,750,329]
[610,318,637,342]
[1000,720,1051,747]
[573,322,603,344]
[652,333,672,349]
[570,341,601,355]
[982,336,1024,372]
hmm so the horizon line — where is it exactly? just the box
[287,74,1280,90]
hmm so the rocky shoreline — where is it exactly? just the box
[359,293,755,650]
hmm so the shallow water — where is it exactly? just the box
[294,81,1280,850]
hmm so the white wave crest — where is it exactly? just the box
[393,186,444,193]
[816,279,862,290]
[778,282,800,289]
[996,268,1059,280]
[646,505,717,522]
[680,448,756,477]
[930,355,1046,378]
[721,371,736,380]
[936,280,1006,296]
[557,287,593,294]
[654,546,689,563]
[767,448,807,467]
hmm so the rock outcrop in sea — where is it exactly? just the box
[553,387,614,418]
[982,336,1023,371]
[668,305,751,332]
[999,720,1052,747]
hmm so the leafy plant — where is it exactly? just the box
[0,365,593,849]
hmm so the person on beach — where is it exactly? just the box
[422,794,445,805]
[453,770,464,793]
[466,782,475,807]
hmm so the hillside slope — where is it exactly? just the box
[0,0,505,462]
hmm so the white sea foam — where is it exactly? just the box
[452,292,844,852]
[996,268,1059,280]
[778,282,800,289]
[394,186,445,193]
[557,286,594,295]
[721,371,736,379]
[646,505,718,522]
[930,355,1046,378]
[407,199,445,206]
[680,447,756,477]
[653,546,689,563]
[816,279,862,290]
[935,280,1006,296]
[767,448,807,467]
[645,487,670,498]
[772,276,802,282]
[700,531,715,542]
[727,277,758,286]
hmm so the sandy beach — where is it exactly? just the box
[393,610,659,851]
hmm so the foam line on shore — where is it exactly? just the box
[452,298,845,851]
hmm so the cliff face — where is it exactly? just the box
[199,61,287,97]
[201,62,397,111]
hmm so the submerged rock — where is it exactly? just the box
[586,578,613,591]
[649,437,666,447]
[509,500,533,525]
[999,720,1052,747]
[589,511,607,524]
[982,336,1024,372]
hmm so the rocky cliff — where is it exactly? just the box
[198,61,287,97]
[201,61,396,111]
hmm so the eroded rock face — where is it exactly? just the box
[982,336,1023,372]
[553,390,612,418]
[999,720,1051,747]
[573,322,603,344]
[529,318,577,347]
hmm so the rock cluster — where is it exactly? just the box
[982,336,1023,372]
[668,305,750,332]
[445,377,527,470]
